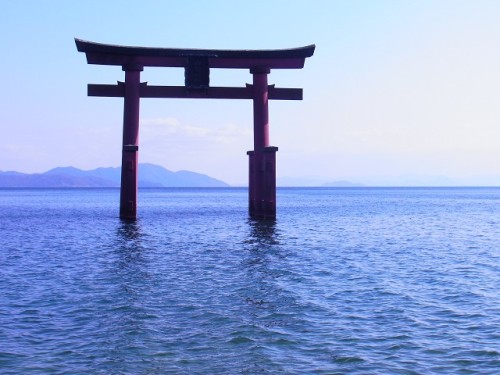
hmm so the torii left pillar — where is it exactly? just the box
[120,64,142,220]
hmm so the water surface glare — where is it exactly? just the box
[1,188,499,374]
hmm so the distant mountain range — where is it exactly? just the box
[0,163,229,188]
[277,176,364,187]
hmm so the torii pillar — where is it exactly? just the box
[120,65,142,220]
[248,67,277,219]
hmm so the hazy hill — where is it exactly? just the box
[0,163,229,188]
[277,176,364,187]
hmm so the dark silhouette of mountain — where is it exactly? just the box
[0,164,229,188]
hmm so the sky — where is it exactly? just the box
[1,0,499,186]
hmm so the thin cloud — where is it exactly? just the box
[141,117,251,145]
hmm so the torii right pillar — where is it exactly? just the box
[248,67,277,219]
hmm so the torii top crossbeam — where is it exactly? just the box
[75,38,315,69]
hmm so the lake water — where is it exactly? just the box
[0,187,499,374]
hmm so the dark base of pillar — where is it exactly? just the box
[247,146,278,219]
[119,145,138,220]
[119,204,136,221]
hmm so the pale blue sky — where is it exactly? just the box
[1,0,499,185]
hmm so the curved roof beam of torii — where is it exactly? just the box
[75,38,315,69]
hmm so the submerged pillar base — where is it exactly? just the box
[247,146,278,219]
[119,145,138,220]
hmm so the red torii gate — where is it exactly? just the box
[75,38,314,220]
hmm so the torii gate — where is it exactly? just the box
[75,38,314,220]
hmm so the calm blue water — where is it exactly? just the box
[0,187,499,374]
